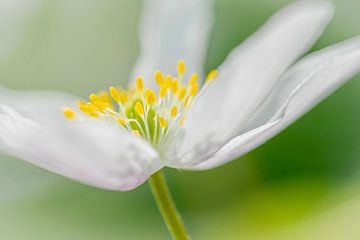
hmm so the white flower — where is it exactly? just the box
[1,0,360,191]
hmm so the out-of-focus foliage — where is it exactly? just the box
[0,0,360,239]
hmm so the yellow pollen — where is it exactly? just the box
[159,86,168,98]
[159,116,167,128]
[189,83,199,97]
[94,101,108,110]
[78,102,93,114]
[177,60,185,76]
[170,106,178,117]
[63,60,217,145]
[178,87,187,100]
[89,113,100,118]
[206,69,218,82]
[189,73,198,85]
[155,71,165,86]
[171,79,179,94]
[109,86,121,102]
[135,102,144,115]
[89,93,100,103]
[136,77,144,92]
[98,91,112,104]
[62,107,75,120]
[117,117,127,126]
[119,92,129,103]
[145,88,157,105]
[165,75,172,88]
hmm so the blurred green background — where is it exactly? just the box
[1,0,360,239]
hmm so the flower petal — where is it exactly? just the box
[0,85,78,121]
[172,0,335,168]
[0,89,163,190]
[130,0,214,88]
[191,35,360,170]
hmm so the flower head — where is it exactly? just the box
[1,0,360,190]
[63,61,217,155]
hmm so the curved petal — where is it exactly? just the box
[0,86,78,121]
[130,0,214,88]
[0,89,163,190]
[171,0,335,168]
[190,36,360,170]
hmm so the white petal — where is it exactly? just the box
[0,86,78,121]
[0,89,163,190]
[191,36,360,170]
[130,0,214,88]
[172,0,335,168]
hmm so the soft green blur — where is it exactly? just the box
[1,0,360,239]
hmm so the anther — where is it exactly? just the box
[145,88,157,105]
[171,79,179,94]
[165,75,172,88]
[177,60,185,76]
[117,117,127,126]
[189,73,198,85]
[159,86,168,98]
[109,86,121,102]
[170,106,178,117]
[178,87,187,100]
[155,71,165,86]
[136,77,144,92]
[62,107,76,120]
[206,69,218,82]
[189,83,199,97]
[159,116,167,128]
[135,102,144,115]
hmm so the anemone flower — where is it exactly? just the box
[1,0,360,239]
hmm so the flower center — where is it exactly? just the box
[62,60,217,150]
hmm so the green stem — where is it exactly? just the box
[148,170,190,240]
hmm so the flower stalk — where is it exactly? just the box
[148,170,190,240]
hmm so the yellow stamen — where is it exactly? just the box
[177,60,185,76]
[64,60,213,146]
[98,91,112,104]
[135,102,144,115]
[94,101,108,111]
[165,75,172,88]
[119,92,129,103]
[136,77,144,92]
[159,86,168,98]
[159,116,167,128]
[78,102,94,114]
[206,69,218,82]
[189,83,199,97]
[171,79,179,94]
[62,107,75,120]
[155,71,165,86]
[89,93,100,103]
[117,117,127,126]
[87,103,98,112]
[178,87,187,101]
[109,86,121,102]
[145,88,157,105]
[170,106,178,117]
[189,73,198,85]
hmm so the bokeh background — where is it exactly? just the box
[0,0,360,239]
